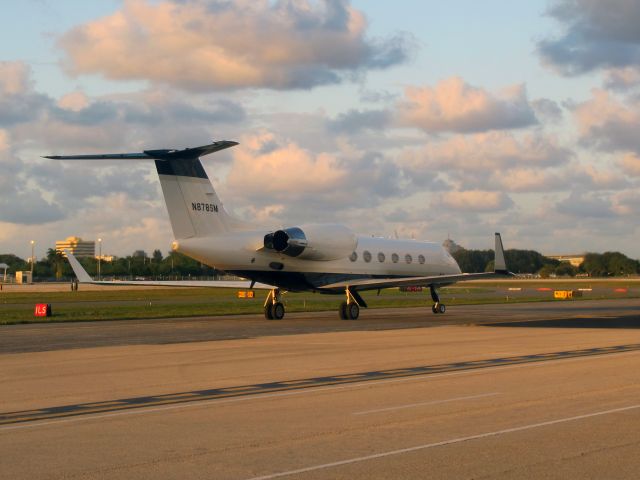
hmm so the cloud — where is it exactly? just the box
[531,98,563,122]
[611,190,640,216]
[491,168,567,193]
[221,131,405,226]
[397,77,537,133]
[555,191,615,218]
[435,190,513,212]
[400,131,571,190]
[0,61,32,95]
[619,152,640,176]
[538,0,640,75]
[0,61,49,127]
[604,67,640,91]
[0,129,8,152]
[58,0,413,91]
[573,89,640,153]
[0,134,66,225]
[326,108,391,134]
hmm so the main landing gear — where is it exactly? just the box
[264,288,285,320]
[430,285,446,314]
[339,287,363,320]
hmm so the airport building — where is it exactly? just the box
[546,254,585,267]
[55,236,96,258]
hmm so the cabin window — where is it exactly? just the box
[363,250,372,263]
[391,253,399,263]
[418,254,426,264]
[349,251,357,262]
[378,252,385,262]
[405,254,413,264]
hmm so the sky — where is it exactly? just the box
[2,0,640,261]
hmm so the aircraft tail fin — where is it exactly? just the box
[494,232,508,273]
[46,141,239,240]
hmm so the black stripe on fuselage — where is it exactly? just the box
[155,158,209,179]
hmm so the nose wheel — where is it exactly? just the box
[264,289,285,320]
[430,285,446,314]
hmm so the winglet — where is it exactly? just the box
[494,232,508,273]
[65,250,94,283]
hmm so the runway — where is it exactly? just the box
[2,300,640,479]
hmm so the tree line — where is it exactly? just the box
[451,248,640,277]
[0,249,221,281]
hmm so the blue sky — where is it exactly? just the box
[1,0,640,261]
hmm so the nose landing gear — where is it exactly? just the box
[264,288,285,320]
[430,285,446,314]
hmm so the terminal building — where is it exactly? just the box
[55,236,95,258]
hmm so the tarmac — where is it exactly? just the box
[1,300,640,479]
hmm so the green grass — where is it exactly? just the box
[1,280,639,325]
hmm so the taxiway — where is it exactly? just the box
[1,300,640,479]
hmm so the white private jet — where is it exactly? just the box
[48,140,513,320]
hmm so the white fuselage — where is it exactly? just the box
[174,230,461,291]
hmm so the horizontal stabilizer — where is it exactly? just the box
[45,140,238,161]
[65,250,272,289]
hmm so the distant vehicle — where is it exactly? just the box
[49,141,512,320]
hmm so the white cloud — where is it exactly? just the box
[0,61,32,96]
[58,0,413,91]
[573,88,640,153]
[619,152,640,176]
[435,190,513,212]
[399,131,570,192]
[397,77,537,133]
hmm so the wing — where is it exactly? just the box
[318,233,514,292]
[65,250,273,289]
[318,271,512,292]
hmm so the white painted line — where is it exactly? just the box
[1,349,637,432]
[353,392,500,415]
[246,403,640,480]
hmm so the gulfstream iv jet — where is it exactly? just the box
[47,140,512,320]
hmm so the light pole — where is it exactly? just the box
[30,240,35,280]
[97,238,102,281]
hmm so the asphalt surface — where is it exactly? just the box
[2,299,640,354]
[2,300,640,479]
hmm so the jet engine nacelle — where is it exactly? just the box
[264,224,357,261]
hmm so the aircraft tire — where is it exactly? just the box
[348,302,360,320]
[272,302,285,320]
[438,304,446,314]
[264,305,274,320]
[432,305,438,314]
[339,302,349,320]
